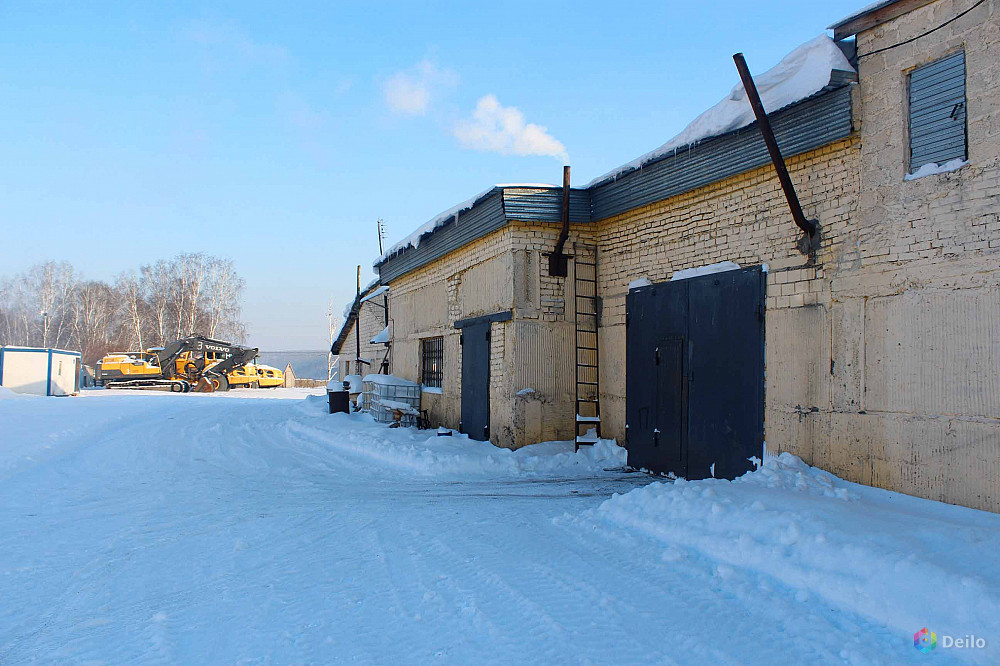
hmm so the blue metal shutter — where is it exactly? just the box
[909,51,967,171]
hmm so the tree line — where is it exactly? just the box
[0,253,246,364]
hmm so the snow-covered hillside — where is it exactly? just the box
[0,390,996,663]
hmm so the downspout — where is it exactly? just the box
[733,53,820,255]
[547,165,571,277]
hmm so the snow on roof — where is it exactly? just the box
[828,0,897,30]
[377,183,560,264]
[370,326,390,344]
[587,35,855,188]
[379,187,497,262]
[332,278,382,353]
[670,261,741,282]
[360,285,389,303]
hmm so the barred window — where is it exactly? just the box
[421,337,444,388]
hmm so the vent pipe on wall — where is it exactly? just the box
[733,53,820,255]
[548,165,571,277]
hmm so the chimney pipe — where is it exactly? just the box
[548,165,571,277]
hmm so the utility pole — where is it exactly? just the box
[376,218,386,256]
[355,265,361,372]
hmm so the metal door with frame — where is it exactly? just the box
[626,266,765,480]
[460,321,491,441]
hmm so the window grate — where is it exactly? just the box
[421,337,444,388]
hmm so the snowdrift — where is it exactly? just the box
[583,453,1000,660]
[289,395,625,478]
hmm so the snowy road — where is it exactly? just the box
[0,390,996,664]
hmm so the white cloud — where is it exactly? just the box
[383,59,457,116]
[453,95,568,161]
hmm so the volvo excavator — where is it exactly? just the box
[95,335,259,393]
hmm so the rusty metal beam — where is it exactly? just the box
[733,53,819,250]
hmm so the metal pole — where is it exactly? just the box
[548,165,571,276]
[355,266,361,372]
[733,53,817,240]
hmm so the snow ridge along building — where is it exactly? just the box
[341,0,999,513]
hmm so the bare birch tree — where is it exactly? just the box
[0,254,249,357]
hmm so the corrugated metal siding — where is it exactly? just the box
[502,188,592,224]
[379,191,507,283]
[379,84,855,281]
[909,51,966,171]
[589,85,854,222]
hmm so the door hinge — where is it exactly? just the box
[654,347,660,365]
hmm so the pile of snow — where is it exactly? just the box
[343,374,363,393]
[370,326,390,344]
[671,260,741,281]
[582,453,1000,650]
[0,386,34,399]
[288,398,626,478]
[905,157,968,180]
[589,35,855,187]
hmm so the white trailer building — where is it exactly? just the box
[0,347,81,396]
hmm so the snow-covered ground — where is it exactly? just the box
[1,389,997,663]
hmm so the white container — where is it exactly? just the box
[0,347,81,396]
[361,374,421,425]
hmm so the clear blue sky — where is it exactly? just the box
[0,1,863,350]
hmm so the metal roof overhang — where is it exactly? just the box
[377,82,855,283]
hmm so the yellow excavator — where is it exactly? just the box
[254,363,285,388]
[96,335,258,392]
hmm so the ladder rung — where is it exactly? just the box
[578,381,599,385]
[577,311,598,316]
[576,363,598,368]
[576,415,601,422]
[577,346,598,351]
[575,277,596,283]
[577,398,599,402]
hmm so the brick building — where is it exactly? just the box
[337,0,999,512]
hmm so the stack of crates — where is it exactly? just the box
[361,375,421,426]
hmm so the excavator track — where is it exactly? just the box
[103,379,192,393]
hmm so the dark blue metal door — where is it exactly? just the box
[626,266,764,479]
[461,322,491,441]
